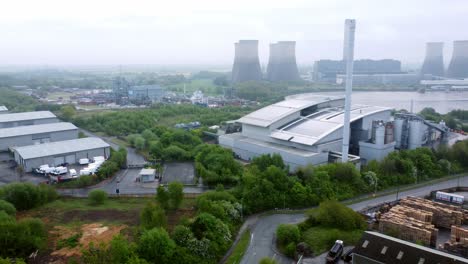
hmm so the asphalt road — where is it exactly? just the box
[239,175,468,264]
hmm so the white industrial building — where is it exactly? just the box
[0,122,78,151]
[13,137,110,172]
[0,111,58,128]
[219,94,396,171]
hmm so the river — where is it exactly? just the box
[315,91,468,114]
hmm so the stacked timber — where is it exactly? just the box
[400,196,465,229]
[378,205,438,246]
[443,226,468,257]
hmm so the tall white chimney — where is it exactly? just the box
[341,19,356,163]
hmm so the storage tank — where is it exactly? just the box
[394,119,404,148]
[409,120,423,149]
[371,121,385,145]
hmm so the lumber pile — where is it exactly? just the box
[378,205,438,246]
[443,226,468,257]
[400,196,465,229]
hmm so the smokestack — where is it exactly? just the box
[266,41,300,81]
[447,40,468,78]
[341,19,356,163]
[231,40,262,83]
[420,42,444,77]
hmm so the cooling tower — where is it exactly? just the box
[231,40,262,83]
[266,41,300,81]
[447,40,468,78]
[420,42,444,77]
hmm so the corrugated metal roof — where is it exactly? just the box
[13,137,110,160]
[238,95,343,127]
[0,111,56,123]
[0,106,8,112]
[271,104,391,146]
[0,122,77,138]
[139,169,156,175]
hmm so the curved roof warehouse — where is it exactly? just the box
[219,94,395,171]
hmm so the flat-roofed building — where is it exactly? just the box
[12,137,110,172]
[219,94,394,171]
[0,111,58,128]
[353,231,468,264]
[0,122,78,151]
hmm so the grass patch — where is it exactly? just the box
[225,229,251,264]
[56,233,82,249]
[42,197,152,211]
[302,226,364,255]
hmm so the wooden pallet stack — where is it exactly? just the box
[443,226,468,257]
[399,196,465,229]
[378,205,438,246]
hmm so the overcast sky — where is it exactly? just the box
[1,0,468,66]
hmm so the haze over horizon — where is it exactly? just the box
[2,0,468,66]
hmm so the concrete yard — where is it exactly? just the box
[161,162,195,185]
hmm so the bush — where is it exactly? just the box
[88,189,108,205]
[0,200,16,216]
[285,242,296,258]
[259,257,278,264]
[276,224,300,246]
[0,182,57,210]
[0,217,47,258]
[140,202,167,229]
[315,200,365,231]
[138,228,175,263]
[168,182,184,210]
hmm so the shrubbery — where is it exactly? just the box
[0,215,47,258]
[0,200,16,216]
[88,189,108,205]
[0,183,57,210]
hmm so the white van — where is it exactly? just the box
[51,166,68,175]
[79,158,90,165]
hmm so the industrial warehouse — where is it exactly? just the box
[0,122,78,151]
[219,94,448,171]
[0,111,58,128]
[12,137,110,172]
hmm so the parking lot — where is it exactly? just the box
[161,162,195,185]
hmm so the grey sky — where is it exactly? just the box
[1,0,468,66]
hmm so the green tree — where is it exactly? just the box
[168,182,184,210]
[138,228,176,263]
[60,105,76,121]
[156,185,170,210]
[276,224,300,245]
[140,202,167,229]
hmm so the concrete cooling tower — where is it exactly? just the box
[231,40,262,83]
[266,41,300,82]
[447,40,468,78]
[420,42,444,77]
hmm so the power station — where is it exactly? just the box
[420,42,445,77]
[266,41,300,82]
[447,40,468,78]
[231,40,262,83]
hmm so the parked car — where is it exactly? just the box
[57,162,69,167]
[326,240,344,263]
[79,158,90,165]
